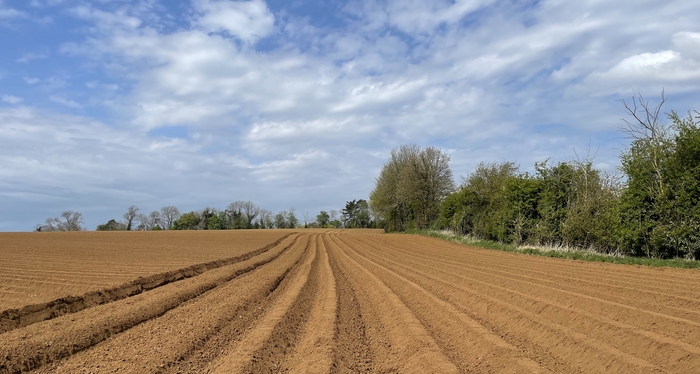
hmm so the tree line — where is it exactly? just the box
[37,199,379,232]
[370,93,700,260]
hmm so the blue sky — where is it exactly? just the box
[1,0,700,231]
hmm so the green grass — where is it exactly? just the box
[403,229,700,269]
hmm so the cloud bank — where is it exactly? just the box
[1,0,699,230]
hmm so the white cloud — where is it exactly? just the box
[672,31,700,60]
[0,1,24,19]
[192,0,275,44]
[4,0,700,230]
[385,0,496,34]
[17,51,49,63]
[50,95,81,108]
[1,95,23,104]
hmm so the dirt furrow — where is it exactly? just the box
[356,235,700,350]
[345,235,698,373]
[327,235,459,373]
[279,234,338,374]
[0,233,296,334]
[1,234,303,374]
[326,236,374,374]
[331,234,549,373]
[206,234,318,373]
[374,235,700,291]
[355,235,700,323]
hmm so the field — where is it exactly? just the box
[1,230,699,373]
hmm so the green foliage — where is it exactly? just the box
[370,145,455,231]
[172,211,200,230]
[617,110,700,259]
[406,230,700,269]
[207,211,227,230]
[439,159,623,253]
[316,211,330,227]
[435,98,700,260]
[96,219,126,231]
[342,199,371,228]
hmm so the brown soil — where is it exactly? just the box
[0,230,698,373]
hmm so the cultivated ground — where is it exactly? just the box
[0,230,699,373]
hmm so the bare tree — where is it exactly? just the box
[302,211,311,228]
[619,90,670,196]
[60,211,85,231]
[242,201,260,228]
[259,209,274,229]
[37,218,58,232]
[123,205,140,231]
[146,211,162,230]
[135,213,148,230]
[160,206,180,229]
[38,211,84,231]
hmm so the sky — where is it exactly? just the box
[1,0,699,231]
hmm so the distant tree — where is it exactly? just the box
[259,209,274,229]
[199,208,217,230]
[97,219,126,231]
[274,211,288,228]
[342,200,370,228]
[172,211,200,230]
[123,205,140,231]
[37,218,58,232]
[39,211,85,232]
[140,211,162,230]
[329,210,341,228]
[208,211,227,230]
[134,213,148,230]
[226,201,248,229]
[316,211,330,227]
[242,201,260,228]
[302,211,311,228]
[287,208,299,228]
[160,206,180,230]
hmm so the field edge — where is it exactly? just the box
[403,229,700,269]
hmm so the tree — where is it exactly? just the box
[160,206,180,230]
[618,91,674,257]
[208,211,228,230]
[97,219,126,231]
[242,201,260,228]
[172,211,200,230]
[440,161,518,240]
[135,213,148,230]
[370,145,420,231]
[259,209,274,229]
[123,205,140,231]
[302,211,311,228]
[329,210,342,228]
[316,211,330,227]
[38,211,85,232]
[274,211,288,228]
[619,90,670,198]
[142,211,162,230]
[287,208,299,228]
[226,201,260,229]
[370,145,455,230]
[342,200,371,228]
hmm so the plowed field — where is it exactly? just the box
[1,230,699,373]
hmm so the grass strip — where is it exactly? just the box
[403,229,700,269]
